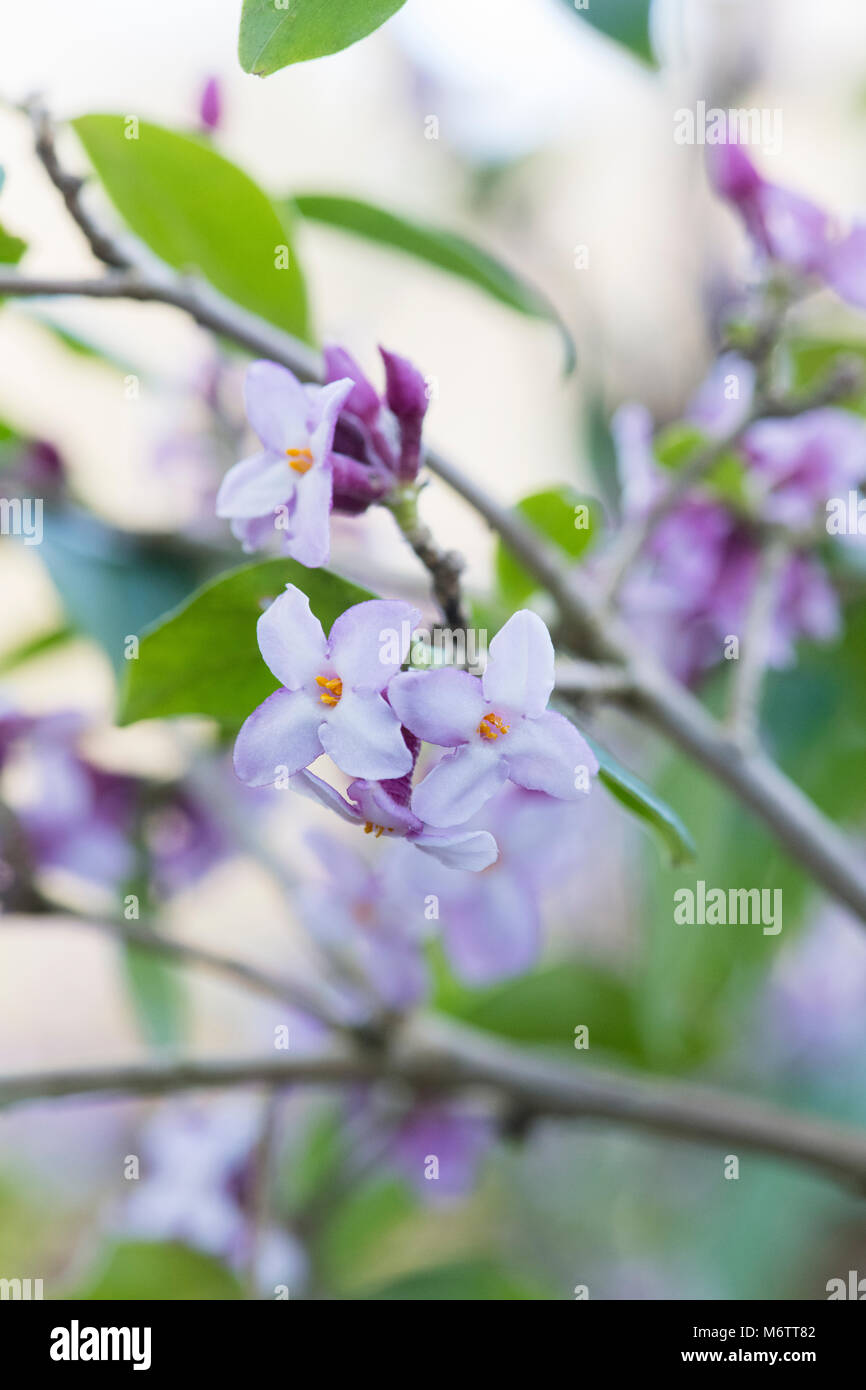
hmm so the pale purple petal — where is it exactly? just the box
[257,585,327,689]
[346,779,422,836]
[483,610,555,718]
[388,668,485,746]
[306,378,354,456]
[825,224,866,310]
[328,600,420,690]
[411,743,509,827]
[319,690,413,780]
[216,452,291,519]
[280,463,333,568]
[234,688,321,786]
[413,828,498,872]
[244,361,309,453]
[288,770,361,823]
[443,872,539,984]
[504,710,598,800]
[756,183,830,273]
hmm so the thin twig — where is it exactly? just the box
[728,535,790,746]
[2,1017,866,1192]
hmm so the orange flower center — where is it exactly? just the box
[316,675,343,707]
[478,712,510,741]
[286,446,314,474]
[363,821,394,838]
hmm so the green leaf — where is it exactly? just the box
[72,115,310,340]
[69,1240,242,1300]
[121,940,186,1051]
[119,558,375,728]
[590,737,696,867]
[239,0,407,76]
[559,0,656,65]
[0,624,76,674]
[0,220,26,265]
[366,1261,548,1300]
[39,510,202,673]
[435,956,643,1063]
[293,192,576,371]
[654,422,747,507]
[495,486,601,604]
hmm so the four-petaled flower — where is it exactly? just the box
[388,610,598,826]
[234,585,420,786]
[216,362,353,568]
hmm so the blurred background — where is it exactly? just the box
[1,0,866,1300]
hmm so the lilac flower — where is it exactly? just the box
[707,137,832,276]
[390,786,585,984]
[742,409,866,529]
[289,767,498,871]
[143,786,231,899]
[384,1102,494,1200]
[234,585,420,786]
[389,610,597,827]
[324,344,429,493]
[297,831,429,1013]
[121,1097,308,1296]
[707,134,866,312]
[216,363,353,567]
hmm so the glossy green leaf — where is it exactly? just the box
[559,0,656,65]
[239,0,407,75]
[293,192,575,370]
[73,115,310,339]
[590,737,696,867]
[118,558,375,728]
[495,486,601,603]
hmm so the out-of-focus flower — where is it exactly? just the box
[143,786,231,899]
[685,351,756,439]
[216,363,353,567]
[120,1097,307,1296]
[708,133,866,312]
[742,409,866,529]
[233,586,419,785]
[389,786,585,984]
[390,610,597,827]
[760,905,866,1070]
[198,76,222,133]
[297,831,430,1013]
[383,1101,494,1200]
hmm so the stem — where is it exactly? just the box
[3,1017,866,1193]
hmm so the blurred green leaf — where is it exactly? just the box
[119,558,375,728]
[70,1240,242,1300]
[239,0,407,75]
[319,1177,416,1291]
[40,510,202,673]
[0,624,76,674]
[73,115,310,340]
[121,940,186,1051]
[0,220,26,265]
[654,422,747,506]
[559,0,656,65]
[293,192,575,371]
[366,1260,547,1300]
[590,738,696,867]
[495,486,601,604]
[435,956,643,1063]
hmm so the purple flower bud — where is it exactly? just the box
[198,76,222,133]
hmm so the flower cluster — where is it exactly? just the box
[216,346,428,568]
[232,587,597,871]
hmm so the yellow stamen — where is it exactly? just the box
[478,711,510,741]
[286,446,314,474]
[316,675,343,707]
[363,821,393,838]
